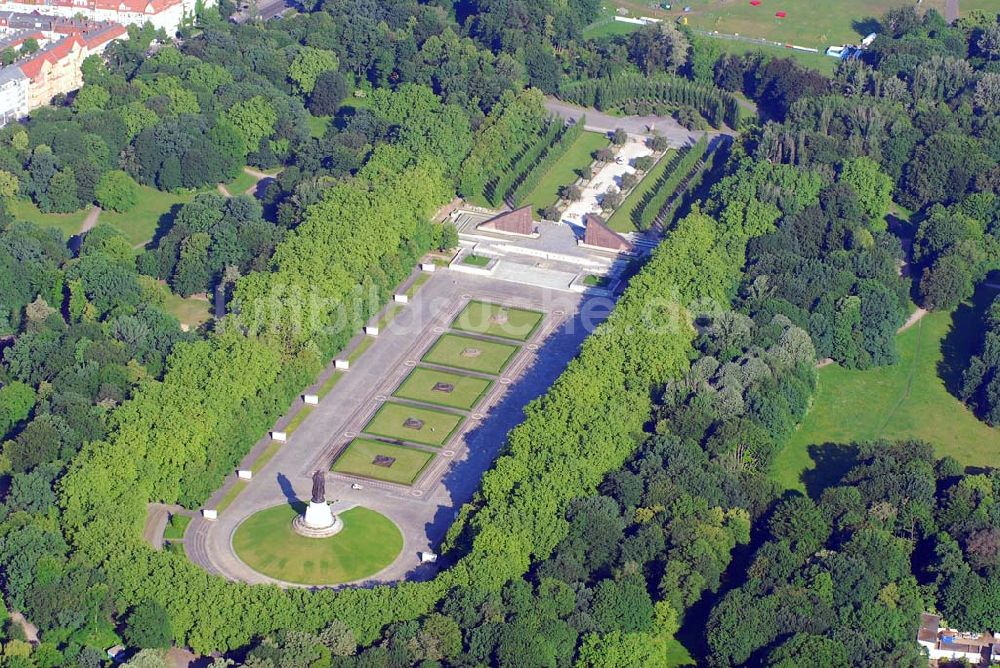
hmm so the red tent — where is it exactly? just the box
[749,0,760,5]
[775,10,786,17]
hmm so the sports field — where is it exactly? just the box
[232,505,402,585]
[332,438,434,485]
[773,307,1000,494]
[422,334,518,375]
[393,367,493,410]
[362,402,463,447]
[451,301,543,341]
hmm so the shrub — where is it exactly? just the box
[95,170,140,213]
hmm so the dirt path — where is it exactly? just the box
[78,205,101,235]
[243,166,272,180]
[898,307,929,334]
[10,612,39,644]
[945,0,959,23]
[217,183,232,197]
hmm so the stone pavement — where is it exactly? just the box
[185,270,614,587]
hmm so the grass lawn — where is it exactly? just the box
[773,304,1000,495]
[706,36,838,76]
[451,301,543,341]
[332,438,435,486]
[216,479,248,513]
[307,115,330,138]
[583,274,609,287]
[362,402,463,447]
[606,150,675,232]
[393,367,493,411]
[100,185,194,247]
[163,514,191,541]
[9,199,89,238]
[224,169,258,195]
[251,441,282,473]
[375,304,402,330]
[285,405,314,435]
[317,372,343,399]
[232,504,402,585]
[405,273,431,298]
[422,333,518,375]
[461,254,492,267]
[521,131,610,213]
[162,291,212,329]
[348,336,375,363]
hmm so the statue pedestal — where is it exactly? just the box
[291,501,343,538]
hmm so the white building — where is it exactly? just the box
[0,0,210,34]
[0,66,28,124]
[917,613,1000,665]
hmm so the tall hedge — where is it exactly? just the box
[558,74,742,129]
[510,120,585,207]
[635,135,710,230]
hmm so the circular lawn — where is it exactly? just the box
[232,504,403,585]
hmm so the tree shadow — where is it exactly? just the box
[852,17,881,37]
[801,442,860,499]
[148,202,185,248]
[938,280,1000,399]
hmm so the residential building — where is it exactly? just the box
[917,613,1000,665]
[0,0,208,33]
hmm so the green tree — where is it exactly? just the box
[95,170,140,213]
[46,168,80,213]
[629,22,689,75]
[839,157,892,229]
[124,600,173,650]
[224,96,277,154]
[171,232,213,296]
[288,46,339,94]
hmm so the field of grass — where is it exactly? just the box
[317,372,343,399]
[405,273,431,297]
[216,479,248,513]
[285,405,314,435]
[232,504,402,585]
[607,150,675,232]
[393,367,493,411]
[362,402,463,447]
[422,333,518,375]
[9,199,90,238]
[163,514,191,541]
[462,254,492,267]
[100,185,194,247]
[332,438,434,486]
[307,115,330,138]
[251,441,282,473]
[348,336,375,363]
[773,304,1000,495]
[452,301,543,341]
[521,131,610,213]
[162,291,212,329]
[224,169,258,196]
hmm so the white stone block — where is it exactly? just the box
[419,551,438,563]
[420,262,436,272]
[202,509,218,520]
[237,469,252,480]
[364,326,379,336]
[271,430,287,442]
[335,359,350,370]
[393,293,409,303]
[303,394,319,405]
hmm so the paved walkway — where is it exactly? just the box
[946,0,959,23]
[544,97,707,145]
[185,270,612,586]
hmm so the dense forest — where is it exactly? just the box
[0,1,997,666]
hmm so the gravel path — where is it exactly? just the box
[544,97,707,146]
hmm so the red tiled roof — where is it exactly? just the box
[584,213,633,252]
[478,205,534,235]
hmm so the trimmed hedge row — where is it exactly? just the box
[635,135,710,230]
[558,74,742,129]
[487,117,562,206]
[510,120,585,206]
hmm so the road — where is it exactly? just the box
[544,96,705,146]
[946,0,959,24]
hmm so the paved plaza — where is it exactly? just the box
[185,270,614,586]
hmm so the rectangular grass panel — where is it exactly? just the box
[332,438,434,486]
[393,368,493,410]
[362,402,463,447]
[422,333,518,375]
[451,301,544,341]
